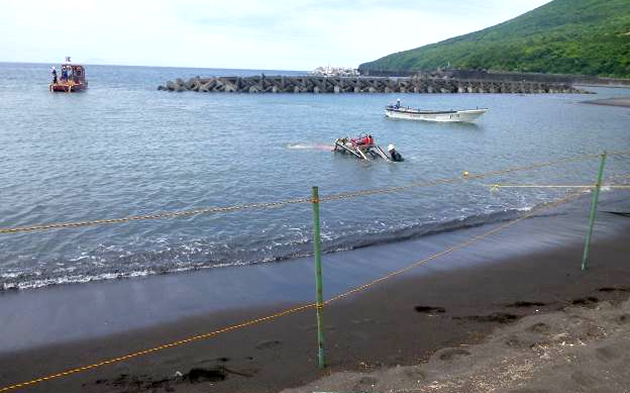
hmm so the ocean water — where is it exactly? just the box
[0,62,629,291]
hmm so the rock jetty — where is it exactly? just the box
[158,75,587,94]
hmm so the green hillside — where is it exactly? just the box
[359,0,630,78]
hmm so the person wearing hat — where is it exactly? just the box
[51,66,57,84]
[388,144,403,162]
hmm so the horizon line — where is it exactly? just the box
[0,60,309,73]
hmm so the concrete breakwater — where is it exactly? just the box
[158,75,587,94]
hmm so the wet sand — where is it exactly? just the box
[582,97,630,108]
[1,205,630,392]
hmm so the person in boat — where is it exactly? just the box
[61,67,68,81]
[51,67,57,84]
[354,134,373,148]
[351,135,367,146]
[395,98,401,108]
[388,144,404,162]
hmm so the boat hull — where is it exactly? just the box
[50,82,88,92]
[385,107,487,122]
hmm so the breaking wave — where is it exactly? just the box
[0,205,552,291]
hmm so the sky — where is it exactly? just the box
[1,0,553,70]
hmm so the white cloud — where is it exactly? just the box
[0,0,553,69]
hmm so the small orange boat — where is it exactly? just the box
[50,57,88,92]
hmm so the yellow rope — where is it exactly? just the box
[325,188,584,304]
[0,187,587,392]
[484,173,630,191]
[0,197,311,234]
[486,184,630,190]
[0,152,627,392]
[489,184,597,189]
[0,151,614,235]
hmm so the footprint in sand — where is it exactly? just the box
[506,301,545,308]
[403,368,426,380]
[595,344,622,362]
[571,297,599,306]
[527,322,551,334]
[255,339,282,350]
[504,334,548,349]
[571,370,601,387]
[437,348,471,361]
[597,287,629,293]
[617,314,630,324]
[185,367,228,383]
[196,356,231,365]
[352,376,378,391]
[456,313,520,324]
[414,306,446,315]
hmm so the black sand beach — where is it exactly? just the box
[1,193,629,393]
[285,287,630,393]
[582,97,630,108]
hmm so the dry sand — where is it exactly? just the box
[283,294,630,393]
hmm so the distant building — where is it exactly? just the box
[309,66,360,77]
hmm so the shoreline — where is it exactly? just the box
[1,191,628,352]
[1,193,629,392]
[2,231,630,392]
[581,97,630,108]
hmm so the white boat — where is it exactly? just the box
[385,104,487,123]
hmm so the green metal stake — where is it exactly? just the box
[311,186,326,368]
[582,152,607,270]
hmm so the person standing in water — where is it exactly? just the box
[388,144,404,162]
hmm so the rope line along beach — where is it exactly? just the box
[0,151,628,390]
[0,187,591,392]
[483,172,630,191]
[0,198,311,235]
[484,184,630,190]
[2,151,625,235]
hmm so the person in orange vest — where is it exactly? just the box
[351,134,369,146]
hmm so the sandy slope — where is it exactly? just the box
[281,295,630,393]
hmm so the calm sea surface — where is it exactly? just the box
[1,62,629,290]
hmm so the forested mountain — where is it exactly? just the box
[359,0,630,78]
